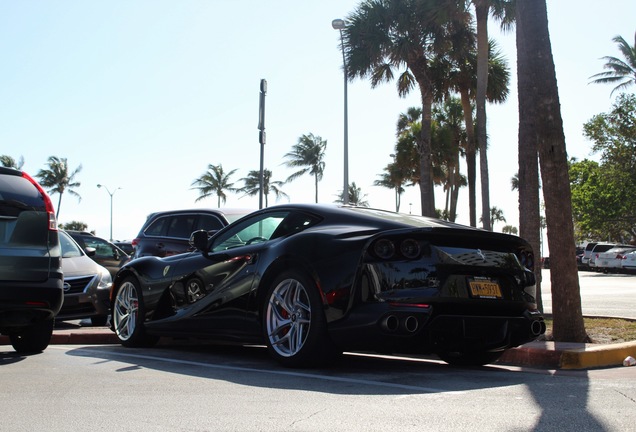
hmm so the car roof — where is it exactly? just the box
[66,230,95,236]
[253,203,479,231]
[145,208,253,218]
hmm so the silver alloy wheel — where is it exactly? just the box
[186,279,204,303]
[265,278,311,358]
[113,280,139,341]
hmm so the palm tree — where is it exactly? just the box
[343,0,471,217]
[589,32,636,96]
[238,169,288,208]
[0,155,24,169]
[191,164,238,208]
[517,0,587,342]
[502,225,518,235]
[35,156,82,219]
[395,107,424,187]
[373,107,423,213]
[432,97,467,222]
[442,21,510,227]
[283,133,327,203]
[374,164,406,212]
[335,182,369,207]
[480,206,506,230]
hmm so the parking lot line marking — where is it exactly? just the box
[55,346,467,395]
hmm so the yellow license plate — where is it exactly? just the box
[469,279,502,299]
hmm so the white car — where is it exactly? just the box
[621,250,636,274]
[594,246,636,273]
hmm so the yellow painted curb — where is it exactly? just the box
[560,341,636,369]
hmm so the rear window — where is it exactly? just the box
[0,171,47,214]
[592,244,616,254]
[0,172,48,247]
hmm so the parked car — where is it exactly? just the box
[0,167,64,353]
[132,208,252,259]
[113,240,134,256]
[594,246,636,273]
[111,203,545,368]
[57,230,112,326]
[589,243,632,271]
[67,231,130,278]
[621,250,636,274]
[580,242,598,270]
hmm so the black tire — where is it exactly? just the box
[10,318,54,354]
[437,350,504,366]
[91,315,108,326]
[112,276,159,348]
[263,270,340,368]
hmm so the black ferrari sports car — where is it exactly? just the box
[110,204,545,367]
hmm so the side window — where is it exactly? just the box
[166,215,196,239]
[212,212,288,252]
[84,237,115,257]
[60,233,83,258]
[196,214,224,232]
[145,217,168,237]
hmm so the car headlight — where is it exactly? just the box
[97,268,113,290]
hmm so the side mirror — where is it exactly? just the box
[85,246,96,257]
[189,230,209,252]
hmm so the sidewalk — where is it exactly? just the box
[2,325,635,370]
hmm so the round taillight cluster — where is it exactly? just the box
[400,238,420,259]
[372,238,422,260]
[373,239,395,259]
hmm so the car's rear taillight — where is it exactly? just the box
[21,171,58,231]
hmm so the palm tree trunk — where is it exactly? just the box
[475,0,491,231]
[459,90,477,227]
[517,0,587,342]
[450,157,460,222]
[314,174,319,203]
[418,88,436,217]
[56,194,63,219]
[516,13,544,312]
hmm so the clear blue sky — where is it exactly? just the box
[1,1,634,242]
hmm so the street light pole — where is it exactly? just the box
[97,184,121,241]
[332,18,349,205]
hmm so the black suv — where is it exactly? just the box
[0,167,64,353]
[132,208,252,258]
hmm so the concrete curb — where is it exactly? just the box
[559,341,636,369]
[497,340,636,369]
